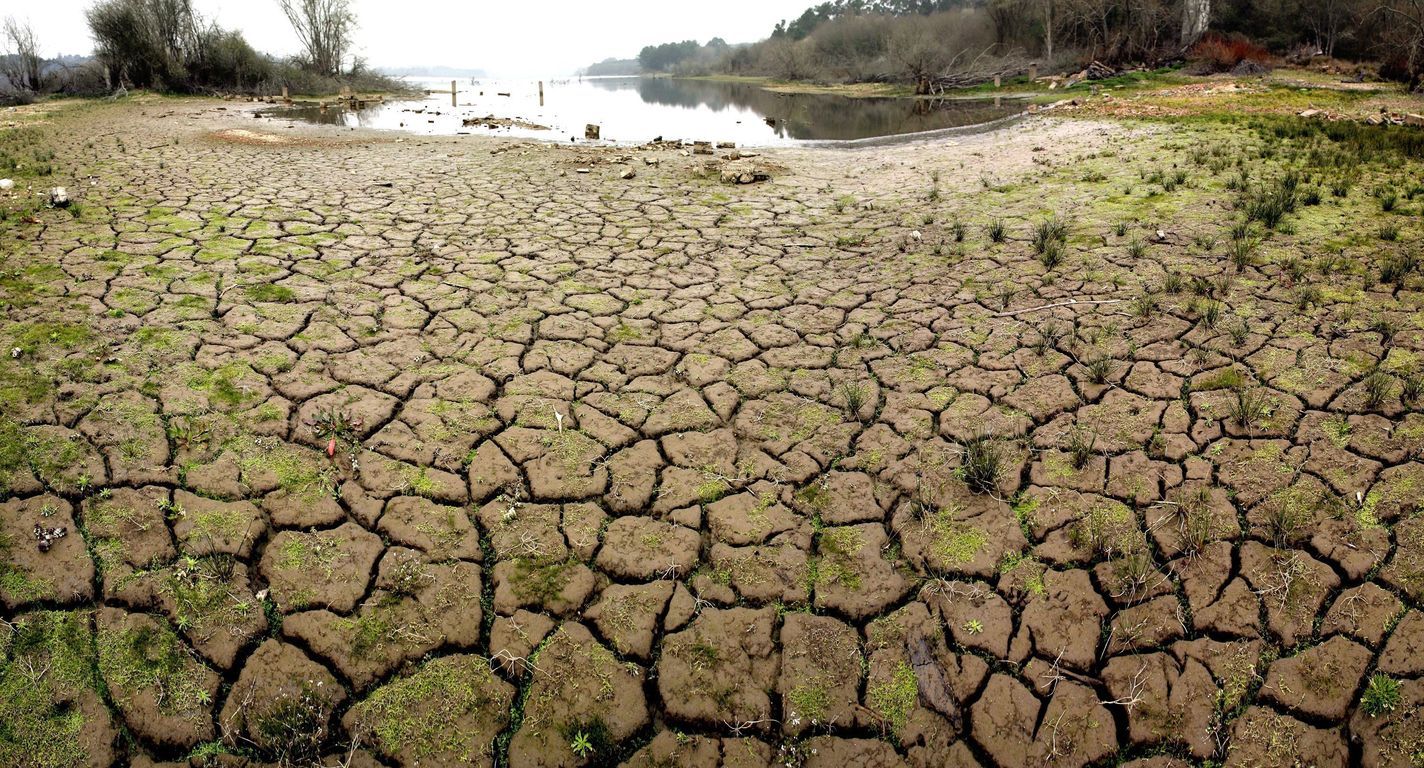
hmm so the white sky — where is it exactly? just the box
[7,0,812,77]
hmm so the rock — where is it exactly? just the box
[620,168,636,179]
[49,187,69,207]
[584,123,600,140]
[0,178,12,191]
[719,159,773,185]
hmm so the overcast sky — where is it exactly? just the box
[13,0,812,76]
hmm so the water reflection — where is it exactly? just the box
[256,76,1021,146]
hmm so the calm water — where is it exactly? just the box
[255,76,1023,146]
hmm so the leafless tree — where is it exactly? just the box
[889,24,947,91]
[763,38,815,81]
[1377,0,1424,88]
[1305,0,1357,57]
[2,16,43,92]
[1181,0,1211,47]
[277,0,354,77]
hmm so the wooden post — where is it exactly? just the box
[993,75,1001,89]
[1028,63,1038,81]
[281,85,289,100]
[451,80,457,107]
[539,81,544,106]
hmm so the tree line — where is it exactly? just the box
[1,0,400,102]
[615,0,1424,90]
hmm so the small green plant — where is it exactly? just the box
[962,619,984,634]
[1361,673,1401,717]
[570,731,595,758]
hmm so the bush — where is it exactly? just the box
[1189,34,1269,73]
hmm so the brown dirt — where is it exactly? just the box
[4,92,1424,766]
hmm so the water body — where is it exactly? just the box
[256,76,1023,146]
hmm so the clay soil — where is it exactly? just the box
[4,81,1424,768]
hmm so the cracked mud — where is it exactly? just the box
[3,96,1424,768]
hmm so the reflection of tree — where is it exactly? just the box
[587,77,1016,140]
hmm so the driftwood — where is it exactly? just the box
[994,298,1124,317]
[927,49,1032,92]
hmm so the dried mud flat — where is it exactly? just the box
[3,96,1424,768]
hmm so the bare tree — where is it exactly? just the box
[1377,0,1424,89]
[277,0,354,77]
[889,24,948,91]
[1181,0,1211,47]
[2,16,43,92]
[1305,0,1357,57]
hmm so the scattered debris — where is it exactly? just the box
[462,115,550,131]
[33,522,67,552]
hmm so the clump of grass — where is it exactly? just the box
[1295,285,1323,311]
[1228,386,1272,429]
[1362,370,1394,410]
[1127,238,1147,260]
[950,220,966,242]
[1083,356,1116,384]
[1032,216,1069,256]
[838,380,868,421]
[1229,238,1257,271]
[1228,321,1250,346]
[1038,239,1064,268]
[986,219,1007,243]
[245,283,296,303]
[1380,251,1419,285]
[1370,315,1400,346]
[1200,300,1223,328]
[1361,673,1402,717]
[1065,426,1096,470]
[1163,271,1185,294]
[1242,174,1298,230]
[1033,321,1064,355]
[1132,291,1160,318]
[958,435,1004,495]
[1379,222,1401,242]
[1401,371,1424,406]
[1380,190,1398,212]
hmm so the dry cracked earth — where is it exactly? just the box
[4,97,1424,768]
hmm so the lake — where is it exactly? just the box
[255,76,1024,146]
